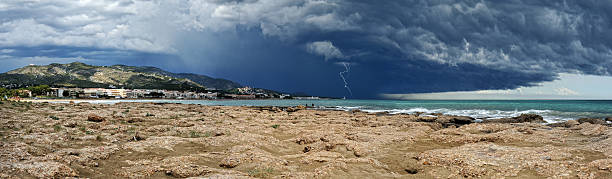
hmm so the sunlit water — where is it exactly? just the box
[53,99,612,123]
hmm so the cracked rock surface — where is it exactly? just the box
[0,101,611,178]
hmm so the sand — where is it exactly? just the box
[0,101,611,178]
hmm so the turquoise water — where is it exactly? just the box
[64,99,612,123]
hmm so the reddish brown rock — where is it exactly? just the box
[87,114,105,122]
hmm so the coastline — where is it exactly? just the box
[17,98,612,123]
[1,101,611,178]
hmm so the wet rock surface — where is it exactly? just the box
[0,101,611,178]
[578,118,607,125]
[483,113,545,123]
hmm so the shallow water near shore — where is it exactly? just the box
[45,99,612,122]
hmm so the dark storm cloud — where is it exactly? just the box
[1,0,612,98]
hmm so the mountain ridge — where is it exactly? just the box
[0,62,243,91]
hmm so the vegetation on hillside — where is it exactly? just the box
[0,62,242,91]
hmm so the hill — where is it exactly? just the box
[0,62,243,91]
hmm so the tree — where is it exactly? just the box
[0,88,8,100]
[26,85,51,96]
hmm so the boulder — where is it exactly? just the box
[577,118,606,125]
[63,122,78,128]
[297,105,307,110]
[87,114,105,122]
[164,164,211,178]
[435,116,474,128]
[483,114,545,123]
[286,106,304,112]
[219,157,240,168]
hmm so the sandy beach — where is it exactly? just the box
[1,101,611,178]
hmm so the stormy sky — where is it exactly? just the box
[1,0,612,99]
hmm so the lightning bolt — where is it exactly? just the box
[339,62,353,98]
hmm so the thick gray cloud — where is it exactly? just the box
[1,0,612,98]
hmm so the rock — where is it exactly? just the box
[127,118,144,123]
[577,123,608,136]
[297,105,306,110]
[303,146,312,153]
[452,116,475,124]
[483,114,545,123]
[405,168,418,174]
[416,117,436,123]
[565,120,580,127]
[285,105,307,112]
[219,157,240,168]
[64,122,78,128]
[130,133,146,141]
[431,113,444,116]
[165,164,211,178]
[435,116,475,127]
[87,114,105,122]
[577,118,606,125]
[214,131,225,136]
[547,120,579,128]
[589,159,612,171]
[404,158,422,174]
[374,111,391,116]
[286,107,300,112]
[18,162,78,178]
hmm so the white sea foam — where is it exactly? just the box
[42,99,607,123]
[337,106,580,123]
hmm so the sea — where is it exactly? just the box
[55,99,612,123]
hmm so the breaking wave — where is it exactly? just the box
[332,106,607,123]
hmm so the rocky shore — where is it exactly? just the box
[1,101,611,178]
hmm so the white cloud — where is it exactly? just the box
[177,0,356,39]
[0,49,14,53]
[554,87,579,96]
[306,41,345,60]
[0,0,175,53]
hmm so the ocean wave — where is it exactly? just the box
[332,106,602,123]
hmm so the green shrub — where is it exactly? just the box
[53,125,62,132]
[189,131,201,138]
[49,116,60,120]
[204,131,212,137]
[271,124,280,129]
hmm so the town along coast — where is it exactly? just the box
[1,101,611,178]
